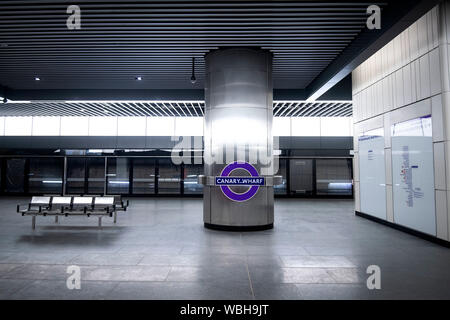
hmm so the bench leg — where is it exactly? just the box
[114,211,117,224]
[32,216,36,230]
[55,216,59,223]
[98,217,102,228]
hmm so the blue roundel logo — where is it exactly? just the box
[215,162,265,202]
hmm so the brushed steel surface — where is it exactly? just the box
[203,48,274,228]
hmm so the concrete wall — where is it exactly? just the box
[352,2,450,241]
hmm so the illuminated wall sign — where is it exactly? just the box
[215,161,265,202]
[391,115,436,236]
[358,127,386,220]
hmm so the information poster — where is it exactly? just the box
[359,128,387,220]
[391,115,436,236]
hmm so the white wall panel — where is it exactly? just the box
[418,15,429,57]
[117,117,146,136]
[273,117,291,136]
[146,117,175,136]
[409,22,419,61]
[5,117,32,136]
[291,117,320,136]
[61,117,89,136]
[0,117,5,136]
[429,47,442,95]
[419,54,431,99]
[175,117,204,136]
[403,65,413,105]
[32,117,60,136]
[88,117,117,136]
[436,190,448,240]
[434,142,447,190]
[432,94,445,142]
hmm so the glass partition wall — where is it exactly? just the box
[0,156,353,198]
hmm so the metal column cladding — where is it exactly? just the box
[203,48,275,230]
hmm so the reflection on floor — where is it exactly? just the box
[0,197,449,300]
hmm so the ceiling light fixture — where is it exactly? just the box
[34,77,41,81]
[136,76,142,81]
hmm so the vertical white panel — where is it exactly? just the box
[434,142,446,190]
[429,47,442,95]
[381,45,388,78]
[353,94,358,123]
[367,86,373,118]
[418,15,429,56]
[387,41,395,75]
[88,117,118,136]
[175,117,204,136]
[436,190,449,240]
[273,117,291,136]
[291,117,320,136]
[386,185,394,222]
[432,94,444,142]
[419,53,431,99]
[376,81,383,115]
[403,27,411,65]
[382,77,389,113]
[376,50,383,82]
[426,11,434,51]
[4,117,32,136]
[146,117,175,136]
[392,116,436,235]
[411,59,419,103]
[394,69,405,108]
[117,117,146,136]
[353,152,360,182]
[384,113,391,148]
[430,6,439,49]
[354,181,361,212]
[359,128,387,220]
[440,44,450,93]
[60,117,89,136]
[320,117,351,136]
[385,148,392,185]
[409,22,419,61]
[403,65,413,105]
[0,117,5,136]
[360,90,366,121]
[393,35,401,71]
[32,116,61,136]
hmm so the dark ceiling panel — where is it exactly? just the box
[0,1,384,91]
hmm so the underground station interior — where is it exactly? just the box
[1,0,450,304]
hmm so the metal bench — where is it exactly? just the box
[17,195,121,230]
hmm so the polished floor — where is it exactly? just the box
[0,197,449,300]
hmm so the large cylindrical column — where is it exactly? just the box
[202,48,275,230]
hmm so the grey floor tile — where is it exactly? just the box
[106,281,253,300]
[68,253,144,266]
[9,280,118,300]
[0,197,449,299]
[280,255,356,268]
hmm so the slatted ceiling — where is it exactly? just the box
[0,1,386,90]
[0,101,352,117]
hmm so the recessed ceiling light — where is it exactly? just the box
[136,76,142,81]
[34,77,41,81]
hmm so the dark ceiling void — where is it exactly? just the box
[0,0,441,102]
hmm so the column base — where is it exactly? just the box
[204,222,273,232]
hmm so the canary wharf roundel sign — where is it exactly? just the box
[215,161,265,202]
